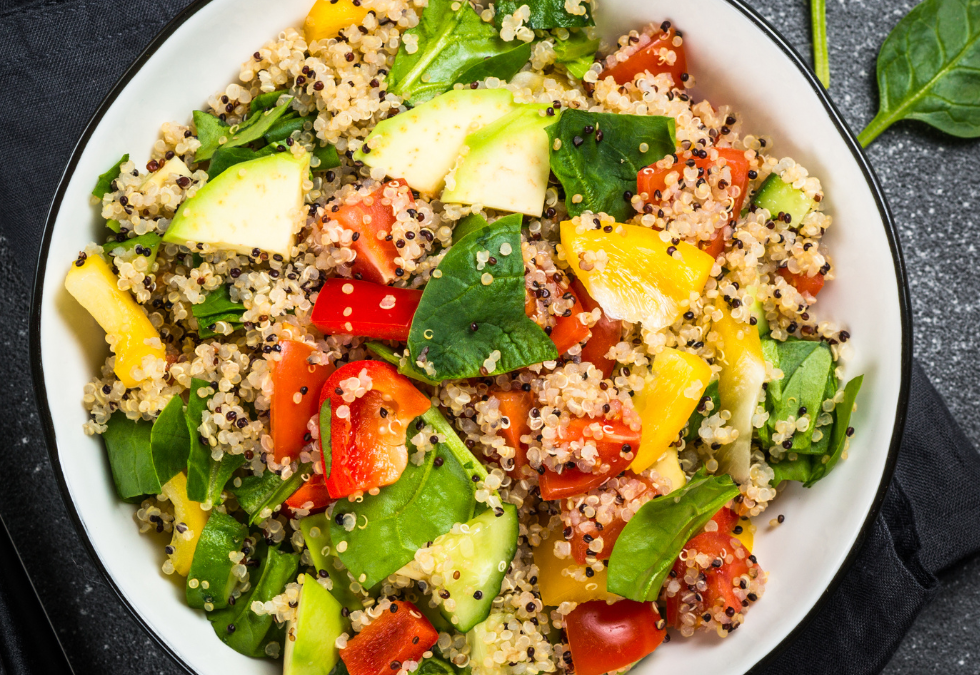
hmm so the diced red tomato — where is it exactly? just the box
[548,286,591,355]
[539,410,642,501]
[270,340,334,463]
[778,267,825,298]
[711,506,739,534]
[311,279,422,341]
[332,180,413,286]
[600,25,688,87]
[319,360,431,498]
[566,471,658,564]
[488,389,534,479]
[565,600,666,675]
[284,472,334,513]
[571,279,622,378]
[340,601,439,675]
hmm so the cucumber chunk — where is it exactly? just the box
[751,173,815,227]
[283,574,346,675]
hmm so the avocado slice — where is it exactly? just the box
[163,150,310,259]
[283,574,346,675]
[441,105,555,217]
[751,173,815,227]
[354,89,517,195]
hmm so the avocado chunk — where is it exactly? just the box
[283,574,346,675]
[441,105,555,217]
[186,510,248,611]
[354,89,517,195]
[163,150,310,259]
[751,173,815,227]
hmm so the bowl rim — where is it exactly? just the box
[28,1,912,673]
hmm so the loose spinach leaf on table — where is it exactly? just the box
[194,98,295,162]
[387,0,531,104]
[547,109,676,220]
[494,0,593,29]
[93,154,129,199]
[233,463,312,525]
[406,214,558,381]
[102,412,161,501]
[149,394,191,486]
[330,415,479,588]
[553,30,600,79]
[606,469,739,602]
[859,0,980,145]
[804,375,863,487]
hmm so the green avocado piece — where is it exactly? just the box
[283,574,347,675]
[441,104,555,217]
[163,150,310,259]
[186,511,248,610]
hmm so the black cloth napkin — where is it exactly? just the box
[3,2,980,674]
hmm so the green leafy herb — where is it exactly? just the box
[416,657,463,675]
[684,380,719,442]
[365,342,443,386]
[811,0,829,88]
[193,285,246,338]
[859,0,980,145]
[407,214,557,381]
[547,109,676,220]
[606,469,740,602]
[312,143,342,171]
[804,375,863,486]
[105,232,162,270]
[193,111,229,161]
[93,154,129,199]
[233,463,312,525]
[149,395,191,486]
[185,379,244,504]
[300,513,364,611]
[195,98,295,162]
[422,406,489,483]
[102,412,161,500]
[553,31,600,79]
[250,89,289,114]
[387,0,529,104]
[206,146,275,179]
[330,423,478,588]
[494,0,592,29]
[770,454,814,487]
[451,213,492,244]
[263,114,309,144]
[759,337,833,453]
[455,41,535,86]
[319,400,333,478]
[186,511,248,610]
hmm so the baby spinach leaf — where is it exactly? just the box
[301,513,364,612]
[407,214,558,381]
[193,111,229,162]
[105,232,162,270]
[759,337,833,453]
[606,469,740,602]
[250,89,289,114]
[207,146,275,179]
[198,314,246,340]
[313,143,342,171]
[494,0,593,29]
[194,285,246,320]
[553,31,600,79]
[233,463,312,526]
[93,154,129,199]
[684,380,719,442]
[186,511,248,610]
[417,657,462,675]
[102,412,161,500]
[263,113,308,144]
[319,400,333,478]
[150,395,191,486]
[770,454,814,488]
[422,406,490,483]
[195,99,295,162]
[547,109,676,220]
[185,378,244,504]
[455,41,534,86]
[388,0,526,104]
[804,375,863,487]
[329,426,478,588]
[365,342,444,386]
[451,213,492,244]
[859,0,980,145]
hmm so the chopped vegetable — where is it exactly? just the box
[160,472,209,576]
[533,525,617,606]
[271,340,334,463]
[565,600,666,675]
[312,279,422,341]
[487,389,533,478]
[600,24,688,87]
[340,601,439,675]
[332,180,414,285]
[304,0,370,42]
[185,511,247,610]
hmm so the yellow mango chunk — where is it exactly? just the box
[630,348,712,473]
[713,301,767,483]
[160,473,209,577]
[534,526,617,606]
[64,254,165,388]
[561,221,714,331]
[304,0,370,43]
[651,447,687,494]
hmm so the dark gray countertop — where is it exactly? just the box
[1,0,978,673]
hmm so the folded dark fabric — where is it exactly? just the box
[3,2,980,675]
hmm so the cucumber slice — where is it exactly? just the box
[751,173,815,227]
[429,504,518,632]
[283,574,346,675]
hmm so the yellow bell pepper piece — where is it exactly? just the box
[651,447,687,494]
[733,518,755,551]
[534,526,617,606]
[160,473,209,577]
[630,348,711,474]
[304,0,370,43]
[713,301,766,484]
[64,254,165,388]
[561,220,714,331]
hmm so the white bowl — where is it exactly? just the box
[30,0,911,673]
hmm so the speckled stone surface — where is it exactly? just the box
[0,0,978,673]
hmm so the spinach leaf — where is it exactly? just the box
[195,99,295,162]
[194,285,246,321]
[684,380,719,442]
[93,154,129,199]
[329,421,478,587]
[198,313,246,339]
[422,406,490,483]
[804,375,863,487]
[811,0,830,88]
[859,0,980,145]
[365,342,443,386]
[263,114,308,144]
[102,412,161,500]
[319,400,333,478]
[250,89,288,114]
[105,232,162,270]
[406,214,557,381]
[206,146,275,179]
[388,0,527,104]
[455,41,535,86]
[186,511,248,610]
[606,469,739,602]
[233,464,312,526]
[494,0,593,29]
[185,378,244,504]
[312,143,342,171]
[417,657,462,675]
[149,394,191,486]
[106,219,122,234]
[547,109,676,220]
[300,513,364,611]
[451,213,491,244]
[193,111,229,162]
[553,31,600,79]
[759,337,833,453]
[770,454,814,488]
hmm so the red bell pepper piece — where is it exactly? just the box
[778,267,825,298]
[571,279,622,379]
[270,340,334,463]
[340,601,439,675]
[319,360,431,498]
[488,389,534,479]
[284,472,334,513]
[711,506,739,534]
[600,24,688,87]
[565,600,666,675]
[332,180,414,286]
[311,279,422,341]
[548,285,591,355]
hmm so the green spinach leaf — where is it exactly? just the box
[233,464,312,526]
[186,511,248,610]
[206,145,275,179]
[319,400,333,478]
[804,375,863,487]
[263,114,307,144]
[250,89,289,114]
[102,412,161,500]
[198,314,246,339]
[312,143,342,171]
[422,406,489,483]
[859,0,980,145]
[193,111,229,162]
[547,109,676,220]
[407,214,557,380]
[195,99,295,162]
[417,657,463,675]
[770,454,814,488]
[455,41,535,86]
[606,469,739,602]
[185,378,243,504]
[494,0,592,29]
[451,213,492,244]
[194,285,246,320]
[105,232,162,270]
[553,31,600,79]
[93,154,129,199]
[759,337,833,453]
[684,380,719,442]
[365,342,443,386]
[149,395,191,486]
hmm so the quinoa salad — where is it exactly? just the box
[65,0,864,673]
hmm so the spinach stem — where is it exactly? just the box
[811,0,830,88]
[857,110,893,147]
[422,407,489,482]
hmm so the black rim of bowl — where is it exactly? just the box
[28,1,912,673]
